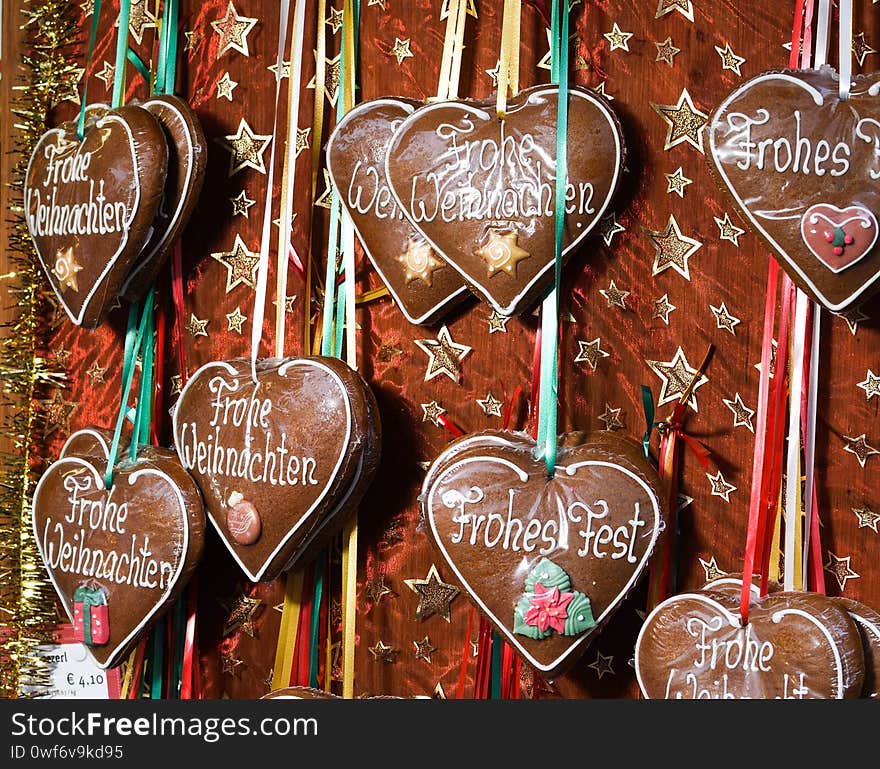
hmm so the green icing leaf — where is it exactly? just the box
[513,594,552,640]
[563,592,596,636]
[524,557,571,593]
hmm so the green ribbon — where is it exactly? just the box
[154,0,179,95]
[308,553,325,689]
[126,48,151,85]
[641,385,655,458]
[73,585,107,646]
[489,631,502,700]
[150,618,165,700]
[130,289,155,461]
[535,0,569,476]
[76,0,103,140]
[111,0,132,108]
[171,596,185,698]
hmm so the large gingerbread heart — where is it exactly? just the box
[32,429,204,668]
[327,98,470,325]
[635,590,865,699]
[386,85,624,316]
[172,357,380,582]
[708,65,880,310]
[420,431,665,677]
[24,105,169,328]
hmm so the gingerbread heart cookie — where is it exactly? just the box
[635,590,865,699]
[420,431,665,677]
[172,356,381,582]
[708,65,880,310]
[24,105,169,328]
[386,85,624,316]
[32,429,204,668]
[327,98,470,324]
[837,597,880,699]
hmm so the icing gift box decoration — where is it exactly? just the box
[72,583,110,647]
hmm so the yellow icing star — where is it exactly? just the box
[475,230,530,277]
[396,238,444,286]
[52,247,83,292]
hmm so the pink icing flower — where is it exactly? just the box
[523,582,574,634]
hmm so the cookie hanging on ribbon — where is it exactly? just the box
[707,65,880,310]
[32,428,204,668]
[420,430,665,677]
[326,98,471,325]
[24,105,169,328]
[386,84,624,316]
[172,356,381,582]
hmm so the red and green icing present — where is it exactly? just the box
[513,558,595,640]
[72,584,110,646]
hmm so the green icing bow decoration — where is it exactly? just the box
[513,558,596,640]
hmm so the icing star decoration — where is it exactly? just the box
[211,234,260,292]
[650,88,708,153]
[211,1,258,59]
[646,214,702,280]
[414,326,472,383]
[475,230,530,277]
[646,346,708,410]
[397,238,444,286]
[52,246,83,292]
[404,564,460,622]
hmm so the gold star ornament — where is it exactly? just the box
[52,246,83,292]
[211,1,258,59]
[389,37,414,65]
[211,234,260,293]
[222,593,262,637]
[646,214,702,280]
[650,88,708,153]
[646,346,708,411]
[216,71,238,101]
[655,0,694,22]
[397,238,445,286]
[404,564,460,622]
[226,306,247,334]
[655,36,680,67]
[603,23,633,53]
[715,42,746,76]
[414,326,472,383]
[218,118,272,176]
[475,230,530,277]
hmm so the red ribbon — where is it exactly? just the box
[438,414,465,438]
[179,578,199,699]
[126,638,148,699]
[529,325,542,439]
[170,243,188,386]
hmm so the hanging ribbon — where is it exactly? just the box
[838,0,852,101]
[436,0,468,100]
[111,0,132,108]
[76,0,103,140]
[495,0,521,117]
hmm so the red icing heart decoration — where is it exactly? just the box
[800,203,878,273]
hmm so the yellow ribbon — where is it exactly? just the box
[341,516,358,699]
[495,0,521,117]
[435,0,468,100]
[272,569,304,690]
[119,646,139,699]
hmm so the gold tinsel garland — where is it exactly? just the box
[0,0,80,698]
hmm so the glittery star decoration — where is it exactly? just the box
[646,346,708,410]
[655,0,694,21]
[414,326,472,383]
[377,341,402,363]
[824,552,860,591]
[475,230,530,277]
[226,306,247,334]
[307,51,341,107]
[706,470,736,502]
[95,61,115,90]
[413,636,436,663]
[184,28,204,53]
[715,213,746,246]
[314,167,334,209]
[598,403,623,431]
[295,127,311,157]
[397,238,444,286]
[42,390,77,435]
[212,234,260,293]
[222,594,262,637]
[646,214,702,280]
[477,392,503,417]
[367,0,387,9]
[218,118,272,176]
[186,313,209,338]
[80,0,94,15]
[715,42,746,76]
[368,640,399,663]
[723,392,755,432]
[389,37,414,65]
[230,189,256,218]
[652,294,676,325]
[603,23,633,53]
[404,564,460,622]
[857,369,880,401]
[485,60,501,86]
[834,306,868,336]
[487,310,509,333]
[655,36,680,67]
[211,1,258,59]
[216,71,238,100]
[575,338,610,371]
[85,361,107,384]
[421,400,447,426]
[267,60,291,79]
[56,66,85,106]
[326,7,344,33]
[440,0,478,19]
[587,650,615,679]
[710,302,741,335]
[170,374,183,395]
[699,556,727,582]
[364,574,394,606]
[599,280,629,310]
[853,505,880,533]
[650,88,708,153]
[592,81,614,101]
[220,652,244,675]
[853,32,877,67]
[597,213,625,247]
[843,434,879,467]
[122,0,157,46]
[51,246,82,293]
[753,338,778,379]
[665,167,692,198]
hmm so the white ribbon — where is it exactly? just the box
[813,0,831,67]
[838,0,852,100]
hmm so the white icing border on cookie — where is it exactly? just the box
[427,455,660,674]
[172,358,354,583]
[327,98,471,325]
[384,86,622,316]
[25,112,142,326]
[32,447,190,670]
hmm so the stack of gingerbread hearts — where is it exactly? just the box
[32,427,205,669]
[24,96,206,329]
[327,84,625,321]
[172,356,381,583]
[420,429,665,678]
